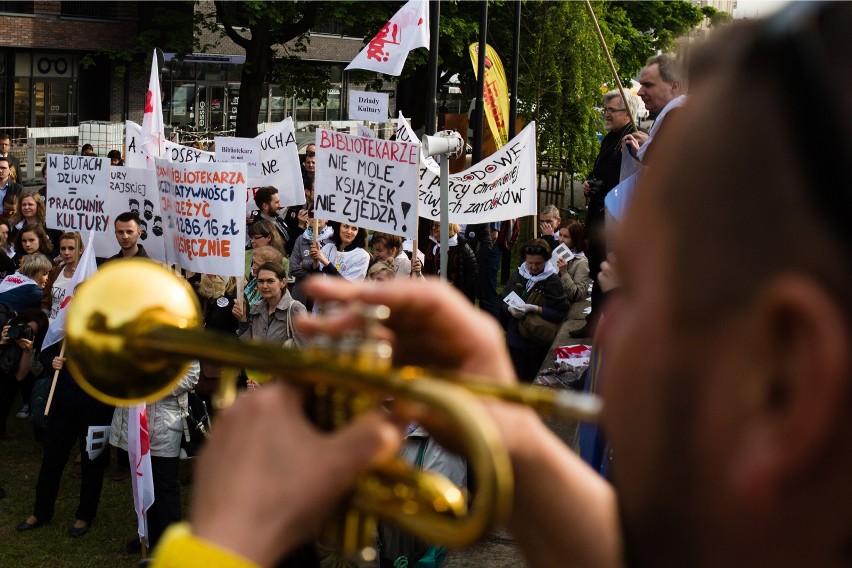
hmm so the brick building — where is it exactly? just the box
[0,1,139,132]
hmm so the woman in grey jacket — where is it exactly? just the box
[109,360,200,553]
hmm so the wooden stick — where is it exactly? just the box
[410,238,419,279]
[44,341,65,416]
[236,276,245,313]
[312,217,319,247]
[584,0,637,128]
[533,215,538,240]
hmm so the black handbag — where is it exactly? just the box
[180,391,211,459]
[518,288,561,346]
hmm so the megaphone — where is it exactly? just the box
[421,130,464,158]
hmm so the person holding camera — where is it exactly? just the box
[574,90,640,339]
[0,308,47,440]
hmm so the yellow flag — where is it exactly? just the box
[469,42,510,148]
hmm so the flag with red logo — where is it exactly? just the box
[129,403,155,541]
[141,50,165,168]
[345,0,429,76]
[42,231,98,350]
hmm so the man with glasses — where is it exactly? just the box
[572,91,639,338]
[0,157,22,215]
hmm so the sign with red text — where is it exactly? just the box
[314,129,419,239]
[93,166,167,261]
[395,113,538,223]
[156,159,247,276]
[45,154,110,236]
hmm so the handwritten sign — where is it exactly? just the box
[314,129,419,239]
[45,154,110,235]
[215,136,261,181]
[156,159,247,276]
[125,121,216,169]
[255,117,304,208]
[93,166,167,261]
[348,90,389,122]
[395,113,538,223]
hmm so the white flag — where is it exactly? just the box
[345,0,429,76]
[42,231,98,350]
[141,50,165,168]
[129,404,155,542]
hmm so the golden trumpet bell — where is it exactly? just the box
[66,259,201,406]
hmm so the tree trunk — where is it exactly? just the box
[235,20,272,138]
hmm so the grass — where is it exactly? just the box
[0,406,193,568]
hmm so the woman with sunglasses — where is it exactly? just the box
[500,238,570,382]
[245,219,286,279]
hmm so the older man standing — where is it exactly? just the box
[572,90,639,338]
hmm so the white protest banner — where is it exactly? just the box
[314,129,419,239]
[156,158,247,276]
[125,121,217,168]
[255,117,304,208]
[215,136,262,181]
[395,113,538,224]
[163,140,217,164]
[45,154,110,235]
[93,166,166,261]
[357,124,376,139]
[348,90,389,122]
[125,121,146,169]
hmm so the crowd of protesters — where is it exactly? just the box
[0,79,613,564]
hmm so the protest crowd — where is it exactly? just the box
[2,3,851,568]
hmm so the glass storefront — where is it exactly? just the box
[10,52,77,128]
[161,55,344,132]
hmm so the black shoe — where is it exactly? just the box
[68,523,90,538]
[17,519,44,532]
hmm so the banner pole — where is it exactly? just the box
[43,341,65,417]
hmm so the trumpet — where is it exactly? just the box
[65,259,601,558]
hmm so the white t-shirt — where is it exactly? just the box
[49,270,72,321]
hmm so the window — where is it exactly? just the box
[61,2,108,18]
[0,1,33,14]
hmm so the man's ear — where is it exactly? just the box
[730,275,850,507]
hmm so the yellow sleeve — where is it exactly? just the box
[152,523,260,568]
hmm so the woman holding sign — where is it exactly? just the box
[233,262,306,348]
[309,222,370,283]
[555,219,592,303]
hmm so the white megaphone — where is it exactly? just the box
[420,130,464,158]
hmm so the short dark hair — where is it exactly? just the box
[0,157,10,167]
[254,186,278,209]
[114,210,142,227]
[558,219,587,254]
[0,133,10,143]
